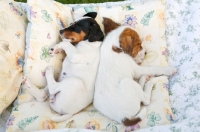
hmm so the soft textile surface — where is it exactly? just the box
[5,0,174,131]
[73,0,174,129]
[1,0,200,131]
[22,0,73,89]
[14,0,74,106]
[0,0,27,114]
[36,0,200,132]
[37,0,200,131]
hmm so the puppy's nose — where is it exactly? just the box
[60,30,64,34]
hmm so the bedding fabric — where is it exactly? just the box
[70,1,175,129]
[0,0,27,117]
[37,0,200,131]
[1,0,200,131]
[5,0,175,131]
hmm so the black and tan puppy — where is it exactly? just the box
[60,12,104,45]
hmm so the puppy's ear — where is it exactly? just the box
[83,12,97,19]
[119,28,142,58]
[88,23,104,42]
[103,17,120,35]
[119,35,133,55]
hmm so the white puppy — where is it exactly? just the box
[22,12,104,122]
[93,25,177,126]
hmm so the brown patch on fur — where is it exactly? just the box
[119,28,142,58]
[122,117,141,126]
[103,17,120,35]
[63,30,86,45]
[112,46,122,53]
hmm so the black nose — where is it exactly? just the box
[60,30,64,34]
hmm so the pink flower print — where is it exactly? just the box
[47,33,51,39]
[163,83,169,91]
[85,121,100,130]
[6,115,15,129]
[41,70,46,77]
[30,6,37,19]
[122,14,137,28]
[162,48,168,56]
[125,123,140,132]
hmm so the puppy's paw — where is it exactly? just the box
[49,96,56,104]
[21,76,32,89]
[46,66,54,75]
[144,80,154,89]
[49,46,60,55]
[139,75,150,83]
[21,76,27,85]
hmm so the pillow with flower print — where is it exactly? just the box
[7,0,175,132]
[22,0,73,90]
[72,0,174,130]
[0,0,27,114]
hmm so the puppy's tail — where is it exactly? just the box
[122,107,146,126]
[51,114,72,122]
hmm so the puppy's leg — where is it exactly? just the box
[134,65,177,79]
[49,41,82,63]
[45,66,61,95]
[22,76,48,102]
[119,78,147,123]
[138,75,150,88]
[141,78,156,105]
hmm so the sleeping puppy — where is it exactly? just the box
[93,18,177,126]
[22,12,104,122]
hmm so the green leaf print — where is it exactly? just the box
[140,10,154,26]
[40,45,53,63]
[169,126,182,132]
[121,4,134,11]
[106,122,118,132]
[187,25,196,32]
[41,10,53,23]
[84,6,98,13]
[17,116,39,130]
[0,40,11,53]
[147,112,161,127]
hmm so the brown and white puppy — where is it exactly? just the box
[103,17,145,64]
[22,12,104,122]
[93,18,177,126]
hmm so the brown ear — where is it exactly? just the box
[103,17,120,35]
[119,28,142,58]
[119,35,133,55]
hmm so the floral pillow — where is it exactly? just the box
[0,0,27,114]
[72,0,174,129]
[7,0,174,131]
[22,0,73,90]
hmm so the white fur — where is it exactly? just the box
[23,40,101,122]
[93,26,177,124]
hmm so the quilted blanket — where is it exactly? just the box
[1,0,200,132]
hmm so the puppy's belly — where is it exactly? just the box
[58,58,98,82]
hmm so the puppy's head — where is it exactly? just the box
[60,12,104,45]
[119,28,143,58]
